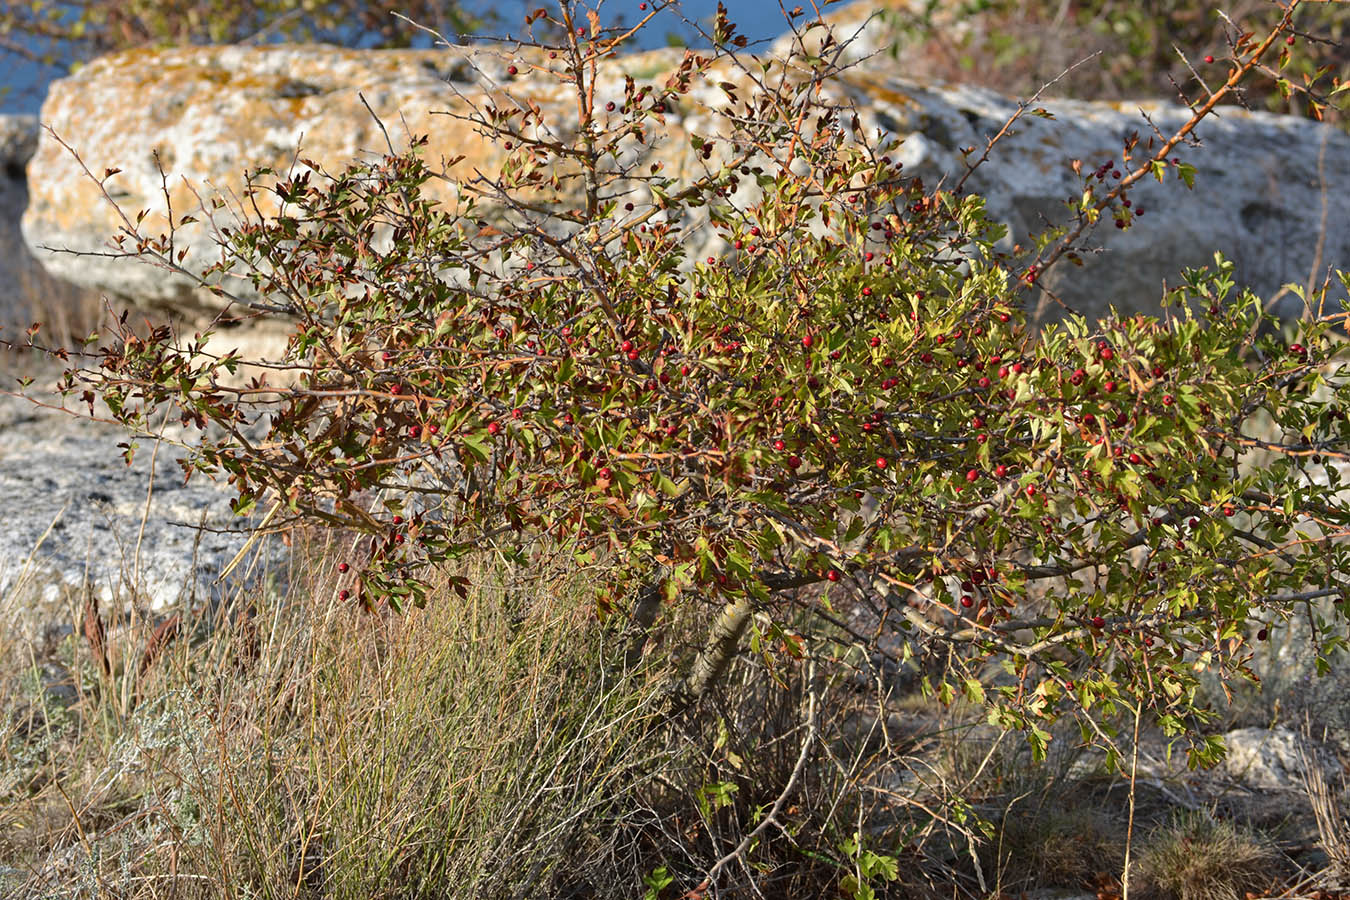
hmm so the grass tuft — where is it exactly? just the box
[1131,809,1281,900]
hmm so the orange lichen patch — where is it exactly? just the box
[840,74,920,113]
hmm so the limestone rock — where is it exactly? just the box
[21,42,645,322]
[1,115,40,319]
[0,376,280,621]
[1222,726,1338,792]
[0,114,38,169]
[856,78,1350,322]
[0,113,103,336]
[21,31,1350,327]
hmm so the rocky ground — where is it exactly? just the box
[0,358,280,639]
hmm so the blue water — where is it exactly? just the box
[0,1,798,114]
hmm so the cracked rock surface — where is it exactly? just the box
[0,367,277,635]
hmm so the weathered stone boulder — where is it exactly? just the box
[21,29,1350,327]
[1,113,104,337]
[1,115,41,319]
[1222,726,1338,792]
[0,114,38,171]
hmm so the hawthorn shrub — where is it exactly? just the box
[18,0,1350,872]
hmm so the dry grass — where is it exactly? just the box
[1131,809,1283,900]
[0,447,1333,899]
[0,528,685,899]
[0,515,1074,899]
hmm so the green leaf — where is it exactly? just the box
[462,433,491,463]
[1176,162,1197,189]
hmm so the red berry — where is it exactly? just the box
[507,64,518,75]
[965,468,979,482]
[487,421,501,435]
[802,334,815,349]
[1128,452,1142,465]
[339,589,349,600]
[994,464,1008,478]
[1257,627,1269,641]
[960,595,974,608]
[1091,616,1106,629]
[392,515,403,525]
[1223,505,1236,517]
[773,439,786,451]
[620,340,633,353]
[787,455,801,469]
[1204,54,1215,63]
[875,457,888,469]
[1025,484,1037,497]
[599,467,613,480]
[337,562,349,573]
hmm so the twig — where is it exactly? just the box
[954,51,1103,194]
[690,658,820,895]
